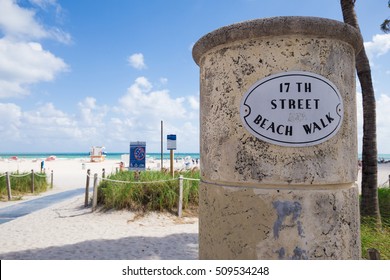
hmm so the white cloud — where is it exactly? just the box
[29,0,59,9]
[128,53,147,69]
[24,103,74,127]
[356,93,390,154]
[159,77,168,85]
[0,102,84,150]
[0,102,22,140]
[364,33,390,59]
[187,95,199,110]
[0,0,70,43]
[78,97,108,126]
[376,94,390,153]
[47,27,72,44]
[0,0,70,99]
[119,77,186,119]
[0,80,25,98]
[0,72,200,152]
[111,77,199,151]
[0,0,47,40]
[0,38,69,98]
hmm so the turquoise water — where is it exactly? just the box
[1,152,389,161]
[0,152,200,161]
[374,154,390,161]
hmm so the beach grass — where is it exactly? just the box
[360,187,390,259]
[361,219,390,259]
[0,171,48,200]
[97,169,200,212]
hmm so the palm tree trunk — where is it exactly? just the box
[340,0,381,225]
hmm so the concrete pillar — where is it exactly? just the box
[193,17,363,259]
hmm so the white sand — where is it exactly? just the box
[0,157,199,260]
[0,195,198,260]
[0,157,389,260]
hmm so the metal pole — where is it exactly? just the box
[178,175,184,218]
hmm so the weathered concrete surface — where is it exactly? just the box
[199,183,360,259]
[193,17,362,259]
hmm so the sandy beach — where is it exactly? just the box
[0,157,199,260]
[0,156,389,260]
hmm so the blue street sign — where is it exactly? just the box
[167,134,177,150]
[129,141,146,171]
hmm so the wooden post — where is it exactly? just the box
[85,169,91,207]
[31,169,35,193]
[6,172,12,201]
[102,168,105,179]
[170,149,174,178]
[388,174,390,188]
[92,173,98,211]
[178,175,184,218]
[50,170,54,189]
[134,170,140,181]
[367,248,381,260]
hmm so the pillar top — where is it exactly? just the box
[192,16,363,65]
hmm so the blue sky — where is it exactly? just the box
[0,0,390,153]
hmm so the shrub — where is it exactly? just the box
[378,187,390,227]
[0,171,48,199]
[360,187,390,259]
[97,170,200,212]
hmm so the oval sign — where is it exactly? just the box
[240,71,343,147]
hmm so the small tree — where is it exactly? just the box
[380,1,390,33]
[340,0,381,227]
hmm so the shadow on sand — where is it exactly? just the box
[0,233,198,260]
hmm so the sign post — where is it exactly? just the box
[193,17,362,259]
[167,134,176,177]
[129,141,146,171]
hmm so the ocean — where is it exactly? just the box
[1,152,389,161]
[0,152,200,161]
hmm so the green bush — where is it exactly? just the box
[378,187,390,227]
[0,171,48,199]
[360,187,390,259]
[97,170,200,212]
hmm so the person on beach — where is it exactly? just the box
[40,160,45,173]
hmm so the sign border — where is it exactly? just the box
[240,71,343,147]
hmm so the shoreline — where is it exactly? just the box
[1,157,389,189]
[0,152,201,162]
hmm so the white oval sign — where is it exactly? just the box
[240,71,343,147]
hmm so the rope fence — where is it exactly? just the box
[380,176,390,187]
[0,170,53,201]
[100,177,178,184]
[84,168,200,217]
